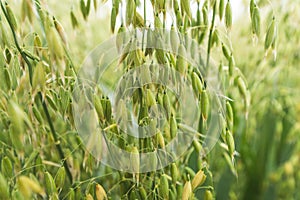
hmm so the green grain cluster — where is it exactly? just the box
[0,0,299,200]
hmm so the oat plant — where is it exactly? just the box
[0,0,282,199]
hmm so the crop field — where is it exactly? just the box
[0,0,299,199]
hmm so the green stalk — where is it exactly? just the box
[163,0,166,29]
[142,0,146,51]
[0,0,73,184]
[206,1,217,70]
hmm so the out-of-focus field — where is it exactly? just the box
[0,0,299,199]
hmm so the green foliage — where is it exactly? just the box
[0,0,298,199]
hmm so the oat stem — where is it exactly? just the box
[0,0,73,184]
[206,1,217,70]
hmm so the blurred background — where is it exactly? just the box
[1,0,299,199]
